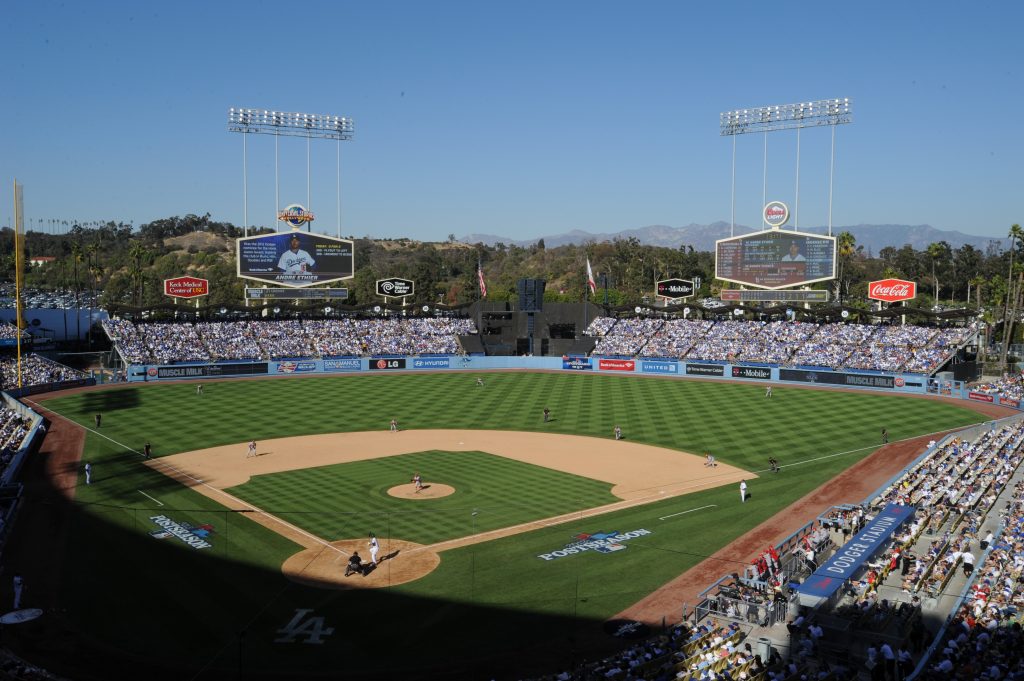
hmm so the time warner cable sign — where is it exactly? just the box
[236,225,354,288]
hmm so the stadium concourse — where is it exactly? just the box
[98,316,976,376]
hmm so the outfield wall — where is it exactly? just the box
[120,354,1024,409]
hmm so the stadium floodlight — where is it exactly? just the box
[720,98,852,136]
[228,107,355,239]
[228,108,354,140]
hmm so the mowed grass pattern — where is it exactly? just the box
[229,450,618,544]
[45,372,983,475]
[36,373,993,677]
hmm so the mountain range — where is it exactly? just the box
[461,222,1009,254]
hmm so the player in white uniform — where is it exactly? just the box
[277,235,316,273]
[368,533,380,566]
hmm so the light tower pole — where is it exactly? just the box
[720,98,852,236]
[228,109,354,237]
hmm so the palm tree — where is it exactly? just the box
[999,224,1024,375]
[925,242,946,303]
[834,231,857,305]
[70,242,83,342]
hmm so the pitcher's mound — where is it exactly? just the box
[282,538,440,589]
[387,483,455,499]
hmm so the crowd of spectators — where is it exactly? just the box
[919,477,1024,679]
[102,317,478,364]
[0,405,32,482]
[0,354,88,389]
[971,373,1024,403]
[0,322,25,341]
[585,317,975,374]
[590,318,666,357]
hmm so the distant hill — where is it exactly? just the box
[462,222,1008,254]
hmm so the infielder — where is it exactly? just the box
[740,480,747,503]
[368,533,380,566]
[390,418,399,432]
[411,472,423,493]
[247,440,257,458]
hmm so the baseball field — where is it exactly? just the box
[6,372,996,680]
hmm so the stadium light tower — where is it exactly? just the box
[720,98,852,236]
[228,108,355,238]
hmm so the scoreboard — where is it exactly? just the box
[715,230,836,290]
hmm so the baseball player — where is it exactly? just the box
[411,472,423,493]
[84,462,92,485]
[765,385,772,398]
[94,413,102,428]
[613,425,622,440]
[476,377,484,387]
[277,234,316,273]
[390,418,399,432]
[368,533,380,566]
[144,442,152,459]
[247,440,257,458]
[196,384,204,395]
[543,407,550,423]
[12,574,23,609]
[740,480,747,503]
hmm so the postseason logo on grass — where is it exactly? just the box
[537,529,651,561]
[149,515,214,550]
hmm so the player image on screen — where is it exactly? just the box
[278,234,316,274]
[780,240,805,262]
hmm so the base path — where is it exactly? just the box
[150,430,750,589]
[157,430,750,500]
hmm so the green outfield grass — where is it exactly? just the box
[34,373,987,679]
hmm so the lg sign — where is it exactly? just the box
[868,279,916,303]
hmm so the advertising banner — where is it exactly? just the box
[154,363,268,379]
[599,359,635,372]
[731,366,771,380]
[323,358,362,372]
[641,360,678,374]
[968,391,995,403]
[164,276,209,299]
[369,358,406,371]
[562,356,593,371]
[237,231,354,288]
[275,361,318,374]
[686,364,725,377]
[779,368,894,389]
[412,357,450,369]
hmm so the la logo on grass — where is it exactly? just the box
[275,609,334,644]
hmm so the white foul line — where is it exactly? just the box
[659,504,717,521]
[138,490,164,506]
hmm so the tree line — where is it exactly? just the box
[0,217,1020,325]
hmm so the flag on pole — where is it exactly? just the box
[586,258,597,295]
[477,261,487,297]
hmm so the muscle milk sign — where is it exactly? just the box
[868,279,916,303]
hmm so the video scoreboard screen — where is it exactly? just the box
[715,230,836,289]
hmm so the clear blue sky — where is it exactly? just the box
[2,1,1021,242]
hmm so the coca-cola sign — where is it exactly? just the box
[868,279,916,303]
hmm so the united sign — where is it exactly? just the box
[164,276,209,299]
[868,279,916,303]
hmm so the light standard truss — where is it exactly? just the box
[720,98,851,136]
[228,108,354,140]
